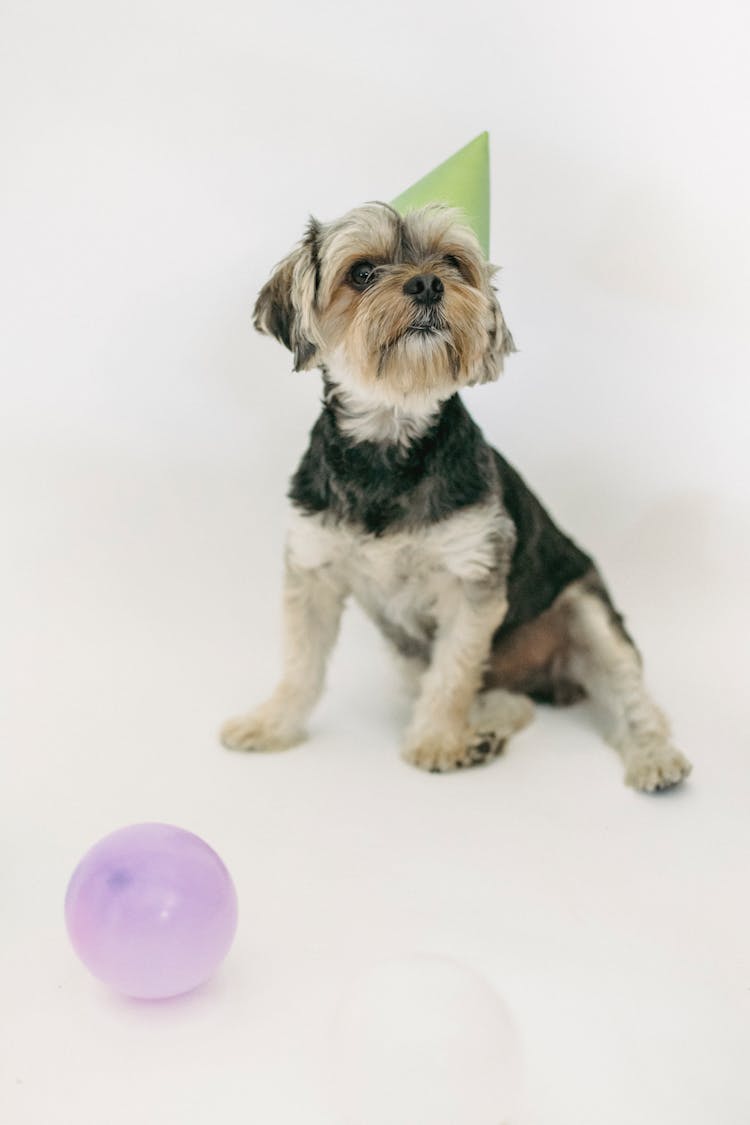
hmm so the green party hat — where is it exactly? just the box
[391,132,491,258]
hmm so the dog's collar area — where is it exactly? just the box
[288,390,496,536]
[321,372,444,450]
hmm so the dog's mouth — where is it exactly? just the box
[405,310,447,336]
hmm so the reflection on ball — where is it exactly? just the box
[65,823,238,1000]
[331,955,524,1125]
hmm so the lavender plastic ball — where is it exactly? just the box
[65,823,238,1000]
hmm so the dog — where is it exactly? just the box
[220,201,692,792]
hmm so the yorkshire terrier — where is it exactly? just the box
[221,202,691,792]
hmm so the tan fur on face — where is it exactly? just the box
[321,255,493,395]
[254,202,515,396]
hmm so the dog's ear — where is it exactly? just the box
[478,272,516,383]
[253,219,321,372]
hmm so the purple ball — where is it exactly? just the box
[65,823,239,1000]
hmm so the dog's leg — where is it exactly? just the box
[221,557,347,752]
[393,652,428,699]
[471,687,535,743]
[401,590,517,772]
[565,581,692,791]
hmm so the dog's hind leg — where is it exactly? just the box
[563,574,692,792]
[469,688,535,756]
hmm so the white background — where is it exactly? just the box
[2,0,749,1122]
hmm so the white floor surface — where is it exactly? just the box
[2,442,748,1124]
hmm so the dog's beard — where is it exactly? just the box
[321,273,492,402]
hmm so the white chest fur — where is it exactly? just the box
[286,502,514,650]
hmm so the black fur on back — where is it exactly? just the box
[289,384,594,632]
[490,450,593,637]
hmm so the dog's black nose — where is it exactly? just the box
[403,273,444,305]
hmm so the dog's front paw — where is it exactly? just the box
[624,742,692,793]
[220,703,305,754]
[402,727,506,773]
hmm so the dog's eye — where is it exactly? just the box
[349,261,376,289]
[443,254,463,273]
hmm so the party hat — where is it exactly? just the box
[391,132,491,258]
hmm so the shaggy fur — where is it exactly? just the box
[221,202,691,792]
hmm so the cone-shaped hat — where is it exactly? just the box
[391,132,490,258]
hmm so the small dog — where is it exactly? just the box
[221,202,691,792]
